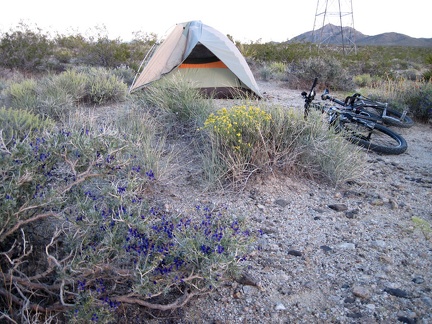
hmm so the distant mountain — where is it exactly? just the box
[290,24,432,47]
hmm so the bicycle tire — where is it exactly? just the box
[338,117,408,155]
[358,106,414,128]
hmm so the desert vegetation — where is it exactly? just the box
[0,23,431,322]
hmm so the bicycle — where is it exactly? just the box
[321,89,414,128]
[302,78,408,155]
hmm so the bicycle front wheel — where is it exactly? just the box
[339,119,408,155]
[359,106,414,128]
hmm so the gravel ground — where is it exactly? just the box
[145,81,432,323]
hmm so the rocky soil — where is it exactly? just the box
[149,81,432,323]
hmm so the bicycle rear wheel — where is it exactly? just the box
[359,106,414,128]
[338,118,408,155]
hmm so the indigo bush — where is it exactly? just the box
[0,119,255,322]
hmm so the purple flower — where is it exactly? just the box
[77,280,86,291]
[131,165,141,172]
[146,170,155,180]
[91,313,98,322]
[200,245,212,255]
[216,245,225,254]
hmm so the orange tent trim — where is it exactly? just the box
[178,61,227,69]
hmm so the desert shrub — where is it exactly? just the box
[74,26,131,68]
[0,107,55,150]
[82,67,128,104]
[296,110,366,186]
[403,82,432,121]
[412,216,432,240]
[135,76,214,133]
[52,69,88,103]
[83,37,131,68]
[258,62,288,81]
[34,75,76,121]
[5,67,128,115]
[0,110,256,322]
[202,105,272,185]
[363,77,432,122]
[423,69,432,82]
[112,65,137,86]
[286,56,353,90]
[353,73,373,87]
[0,23,53,71]
[201,104,364,187]
[3,78,38,110]
[258,64,273,81]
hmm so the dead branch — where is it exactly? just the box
[0,211,57,242]
[0,287,68,313]
[111,289,200,311]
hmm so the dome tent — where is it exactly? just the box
[129,20,262,98]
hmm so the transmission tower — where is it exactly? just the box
[311,0,357,54]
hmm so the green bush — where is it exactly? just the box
[83,36,131,68]
[0,114,256,322]
[0,107,55,150]
[0,23,53,71]
[35,75,76,121]
[83,67,128,104]
[4,68,128,118]
[202,105,272,185]
[412,216,432,240]
[201,104,365,187]
[403,82,432,121]
[135,77,214,133]
[3,79,38,110]
[52,69,88,103]
[286,56,353,90]
[353,73,373,87]
[363,77,432,122]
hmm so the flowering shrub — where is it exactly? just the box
[0,119,255,322]
[202,105,273,184]
[202,104,365,187]
[204,105,272,153]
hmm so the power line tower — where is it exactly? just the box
[311,0,357,55]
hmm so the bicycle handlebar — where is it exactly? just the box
[321,90,346,106]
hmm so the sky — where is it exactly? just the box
[0,0,430,43]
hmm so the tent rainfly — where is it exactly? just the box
[129,20,262,98]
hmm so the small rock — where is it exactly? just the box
[236,273,260,287]
[344,297,356,303]
[288,249,302,257]
[345,209,359,219]
[372,240,387,248]
[384,287,409,298]
[353,285,371,299]
[328,203,348,211]
[397,316,416,324]
[274,199,289,207]
[233,290,242,299]
[320,245,332,253]
[337,242,355,249]
[370,199,384,206]
[334,192,343,198]
[366,304,376,310]
[421,296,432,307]
[346,312,362,319]
[389,199,399,210]
[275,302,286,311]
[379,255,393,264]
[412,276,424,284]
